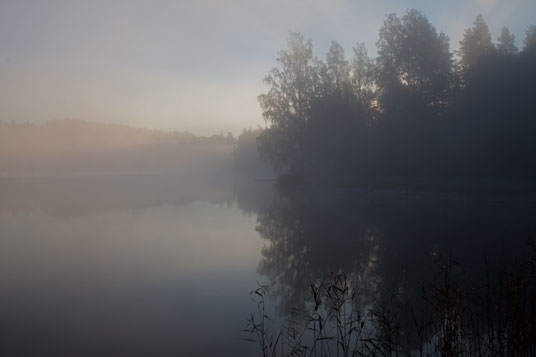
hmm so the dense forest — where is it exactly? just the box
[256,11,536,180]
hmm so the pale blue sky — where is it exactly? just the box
[1,0,534,135]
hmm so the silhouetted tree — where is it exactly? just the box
[350,43,376,110]
[497,26,518,55]
[256,10,536,180]
[257,32,319,172]
[373,10,453,176]
[459,14,494,69]
[524,25,536,51]
[258,32,376,176]
[324,41,351,95]
[376,10,453,112]
[451,16,536,178]
[301,41,372,175]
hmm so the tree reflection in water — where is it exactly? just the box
[255,191,380,314]
[245,186,536,355]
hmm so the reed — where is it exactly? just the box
[243,246,536,356]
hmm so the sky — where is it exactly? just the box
[1,0,535,135]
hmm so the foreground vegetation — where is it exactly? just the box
[244,247,536,356]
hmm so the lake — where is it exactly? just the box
[1,175,535,356]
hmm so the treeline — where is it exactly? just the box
[257,11,536,179]
[0,119,235,175]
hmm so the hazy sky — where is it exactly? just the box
[1,0,535,135]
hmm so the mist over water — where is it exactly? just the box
[2,3,536,356]
[1,174,535,355]
[0,120,235,177]
[0,176,265,356]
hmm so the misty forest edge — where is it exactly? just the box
[2,11,536,185]
[255,11,536,182]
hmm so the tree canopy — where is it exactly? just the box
[256,11,536,180]
[458,14,494,68]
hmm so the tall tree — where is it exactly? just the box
[376,9,453,112]
[350,43,375,107]
[497,26,518,55]
[523,25,536,51]
[458,14,494,68]
[257,32,319,171]
[324,41,351,95]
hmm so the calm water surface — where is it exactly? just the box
[1,175,535,356]
[0,175,268,356]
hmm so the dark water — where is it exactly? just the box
[1,175,535,356]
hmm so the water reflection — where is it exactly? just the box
[2,175,536,355]
[0,174,235,217]
[0,175,263,356]
[252,186,536,314]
